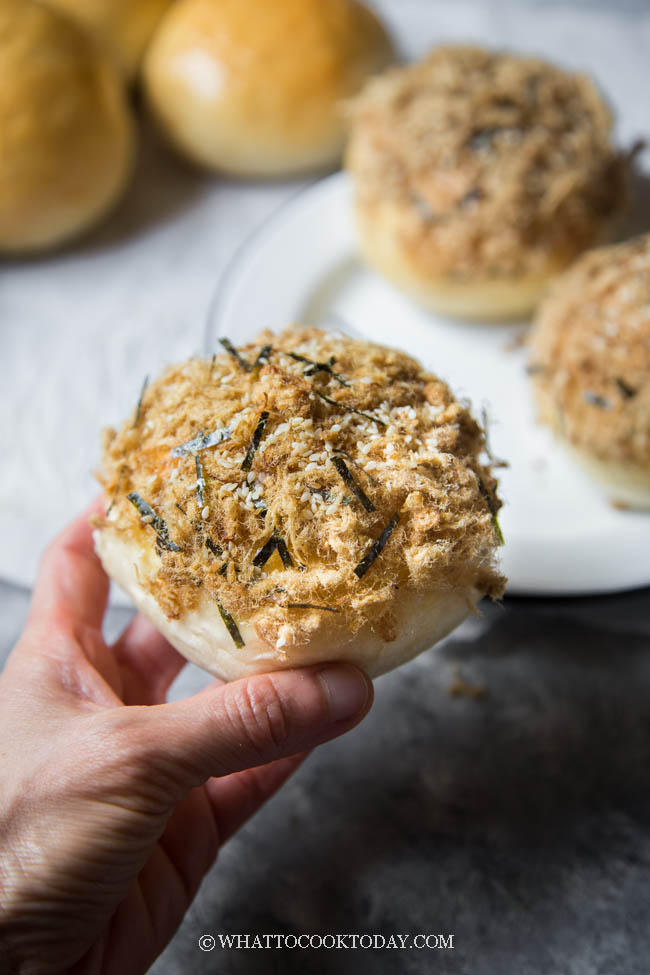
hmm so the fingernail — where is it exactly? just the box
[317,664,370,722]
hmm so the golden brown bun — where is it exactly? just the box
[93,327,505,681]
[142,0,395,177]
[0,0,135,254]
[346,46,627,320]
[529,234,650,508]
[44,0,173,78]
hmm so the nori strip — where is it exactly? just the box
[253,344,272,369]
[353,513,400,579]
[171,426,231,458]
[275,536,294,568]
[583,390,611,408]
[251,532,293,569]
[219,337,252,372]
[195,455,206,508]
[287,603,340,614]
[288,352,350,387]
[127,492,180,551]
[216,599,245,648]
[133,375,149,427]
[251,533,278,568]
[616,377,637,399]
[477,478,504,546]
[331,455,375,512]
[315,390,386,428]
[241,411,269,471]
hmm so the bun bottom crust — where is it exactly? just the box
[354,201,564,321]
[94,529,478,681]
[561,441,650,510]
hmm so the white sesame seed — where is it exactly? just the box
[305,462,317,471]
[326,504,338,515]
[309,453,321,462]
[366,461,377,470]
[141,514,154,524]
[331,423,341,433]
[201,506,209,519]
[276,423,289,435]
[247,472,255,484]
[300,491,311,502]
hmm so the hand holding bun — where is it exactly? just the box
[529,235,650,509]
[0,0,134,254]
[44,0,173,78]
[142,0,394,177]
[94,328,505,681]
[346,46,627,320]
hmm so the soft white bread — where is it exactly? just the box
[142,0,395,178]
[95,527,476,680]
[346,46,627,320]
[44,0,173,79]
[0,0,135,254]
[93,327,505,682]
[529,235,650,509]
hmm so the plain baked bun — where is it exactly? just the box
[44,0,173,78]
[529,234,650,508]
[142,0,395,178]
[0,0,135,254]
[93,327,505,681]
[345,46,627,320]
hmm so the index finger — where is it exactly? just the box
[28,498,109,635]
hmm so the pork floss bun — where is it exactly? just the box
[529,235,650,508]
[345,46,627,320]
[142,0,395,177]
[43,0,174,79]
[93,328,505,681]
[0,0,135,254]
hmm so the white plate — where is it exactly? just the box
[207,173,650,597]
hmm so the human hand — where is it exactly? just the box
[0,505,372,974]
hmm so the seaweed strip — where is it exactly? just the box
[195,455,206,508]
[252,532,293,569]
[128,492,180,551]
[315,390,386,428]
[616,377,637,399]
[242,411,269,471]
[171,427,231,458]
[477,479,504,546]
[219,337,251,372]
[251,534,278,568]
[583,390,611,409]
[354,513,400,579]
[216,599,245,648]
[331,456,375,512]
[287,603,340,614]
[133,375,149,427]
[288,352,350,387]
[275,536,294,568]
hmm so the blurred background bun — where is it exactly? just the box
[0,0,135,254]
[44,0,174,79]
[529,234,650,509]
[142,0,395,178]
[346,46,627,320]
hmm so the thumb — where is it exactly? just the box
[123,663,372,797]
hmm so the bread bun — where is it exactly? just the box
[93,327,505,681]
[0,0,135,254]
[44,0,173,78]
[529,234,650,508]
[345,46,627,320]
[142,0,394,178]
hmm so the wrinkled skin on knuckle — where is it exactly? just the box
[226,675,292,761]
